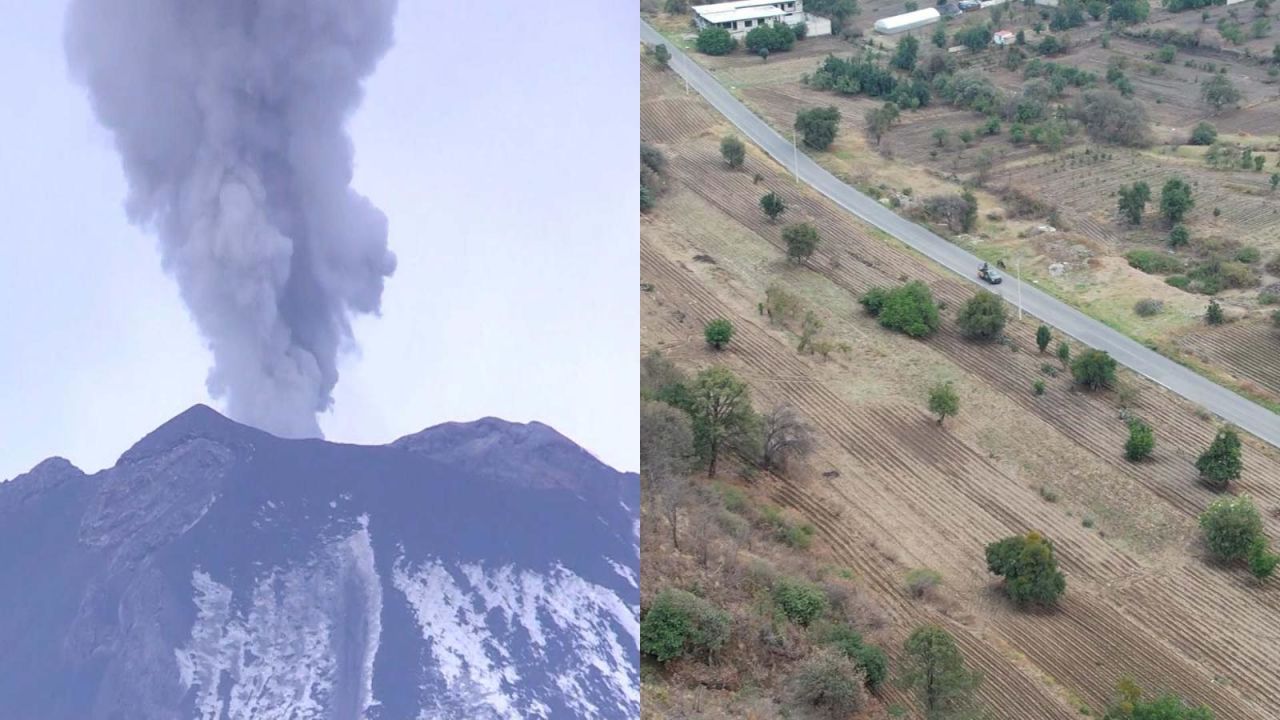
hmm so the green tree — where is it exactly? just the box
[795,106,842,150]
[823,624,889,690]
[1117,182,1151,224]
[1103,678,1214,720]
[985,531,1067,606]
[720,135,746,168]
[1071,349,1117,390]
[1160,178,1195,224]
[893,34,921,70]
[864,102,901,145]
[640,588,731,663]
[1199,495,1263,562]
[1189,121,1218,145]
[1196,425,1243,490]
[760,191,787,221]
[653,43,671,68]
[1202,73,1242,111]
[1248,537,1280,581]
[861,281,942,337]
[1057,340,1071,368]
[933,127,949,147]
[782,222,821,263]
[1036,324,1052,353]
[774,579,829,626]
[696,26,737,55]
[960,189,979,232]
[928,382,960,425]
[704,318,734,349]
[933,23,949,48]
[955,24,992,51]
[1271,172,1280,191]
[746,21,797,55]
[1169,223,1190,248]
[1205,298,1225,325]
[898,625,983,719]
[690,366,757,477]
[957,290,1008,341]
[1124,418,1155,461]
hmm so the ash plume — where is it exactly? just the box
[65,0,399,438]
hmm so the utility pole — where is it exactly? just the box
[793,129,799,184]
[1016,255,1023,321]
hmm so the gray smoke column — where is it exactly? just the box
[65,0,399,438]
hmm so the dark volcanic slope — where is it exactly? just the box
[0,405,638,720]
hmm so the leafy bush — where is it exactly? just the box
[1133,298,1164,317]
[720,134,746,168]
[640,588,731,662]
[696,26,737,55]
[704,318,734,349]
[1126,249,1184,275]
[1202,73,1242,111]
[1199,495,1263,562]
[1035,325,1052,353]
[774,578,829,626]
[789,648,867,717]
[905,568,943,598]
[795,106,842,150]
[892,34,920,71]
[1248,539,1279,581]
[745,21,796,54]
[1071,89,1153,147]
[1118,182,1151,224]
[1160,178,1195,224]
[1125,418,1155,461]
[760,191,787,221]
[920,193,978,233]
[1196,426,1242,490]
[1205,298,1226,324]
[928,382,960,425]
[823,624,889,690]
[1189,121,1218,145]
[783,223,821,262]
[957,290,1008,341]
[1072,349,1117,390]
[1104,679,1214,720]
[985,531,1067,606]
[860,281,941,338]
[955,24,993,52]
[1235,246,1261,264]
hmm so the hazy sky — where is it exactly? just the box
[0,2,638,481]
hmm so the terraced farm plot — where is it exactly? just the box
[642,59,1280,719]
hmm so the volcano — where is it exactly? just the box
[0,405,638,719]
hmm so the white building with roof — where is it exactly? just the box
[872,7,941,34]
[692,0,817,37]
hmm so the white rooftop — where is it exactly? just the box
[693,0,795,23]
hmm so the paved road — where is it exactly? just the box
[642,20,1279,449]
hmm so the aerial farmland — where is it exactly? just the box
[639,0,1280,717]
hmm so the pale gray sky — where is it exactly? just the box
[0,2,638,480]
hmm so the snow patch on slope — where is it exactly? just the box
[174,520,382,719]
[393,558,639,719]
